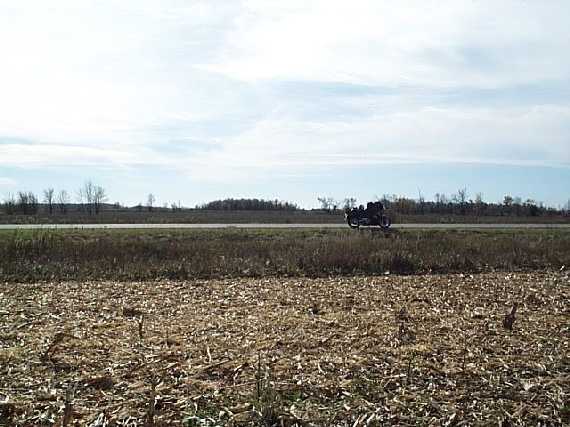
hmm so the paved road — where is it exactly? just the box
[0,223,569,230]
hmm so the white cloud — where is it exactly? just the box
[204,0,570,88]
[182,104,570,182]
[0,0,569,185]
[0,1,241,144]
[1,102,569,180]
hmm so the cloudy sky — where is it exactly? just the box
[1,0,569,208]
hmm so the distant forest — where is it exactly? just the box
[196,198,299,211]
[1,182,569,218]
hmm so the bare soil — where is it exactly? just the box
[1,272,568,426]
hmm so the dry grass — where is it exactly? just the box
[1,209,568,225]
[1,272,568,426]
[0,210,341,225]
[2,228,570,282]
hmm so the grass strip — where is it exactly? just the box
[1,228,569,282]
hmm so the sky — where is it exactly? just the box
[0,0,569,208]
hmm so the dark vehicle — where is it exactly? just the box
[345,201,391,230]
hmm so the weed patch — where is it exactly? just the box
[1,229,569,281]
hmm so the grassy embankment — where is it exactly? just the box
[1,209,569,224]
[0,210,338,225]
[1,228,569,282]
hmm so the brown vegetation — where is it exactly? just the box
[1,273,568,425]
[0,209,340,225]
[1,228,569,283]
[1,208,569,225]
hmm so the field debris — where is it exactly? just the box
[502,303,518,331]
[0,272,568,425]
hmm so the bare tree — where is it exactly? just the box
[435,193,449,205]
[3,193,16,215]
[417,188,425,214]
[78,181,107,214]
[57,190,69,214]
[457,188,468,205]
[43,188,55,215]
[502,195,514,216]
[77,181,94,213]
[93,185,107,214]
[378,194,392,209]
[17,192,27,214]
[17,191,38,215]
[474,192,484,217]
[450,188,468,215]
[147,193,156,212]
[343,197,357,210]
[75,189,83,211]
[317,196,336,213]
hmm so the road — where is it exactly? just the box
[0,223,569,230]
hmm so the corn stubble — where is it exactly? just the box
[0,272,568,426]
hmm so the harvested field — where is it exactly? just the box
[1,273,568,426]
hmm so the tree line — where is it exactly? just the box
[2,183,568,217]
[318,189,569,217]
[1,186,301,215]
[2,181,107,216]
